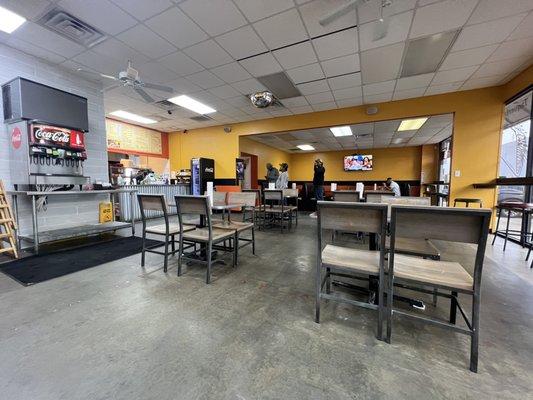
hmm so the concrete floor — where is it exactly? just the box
[0,214,532,400]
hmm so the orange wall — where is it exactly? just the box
[239,136,291,180]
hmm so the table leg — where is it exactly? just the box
[129,191,135,236]
[12,194,21,251]
[31,195,39,254]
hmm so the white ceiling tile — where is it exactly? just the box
[158,51,204,76]
[185,70,225,89]
[233,0,295,22]
[136,61,180,83]
[468,0,533,25]
[359,11,413,51]
[364,93,393,103]
[395,73,434,90]
[253,9,308,49]
[72,50,124,76]
[210,62,252,83]
[471,57,530,79]
[166,77,202,94]
[239,53,283,77]
[91,37,149,65]
[440,45,498,70]
[336,98,363,108]
[12,22,85,59]
[231,78,267,95]
[296,80,330,95]
[321,54,360,77]
[227,96,254,108]
[409,0,478,39]
[110,0,173,20]
[117,25,176,59]
[0,0,52,20]
[425,82,463,95]
[360,42,404,84]
[363,80,395,96]
[452,14,527,51]
[208,84,241,99]
[286,63,324,83]
[312,28,358,61]
[508,11,533,40]
[299,0,357,37]
[487,38,533,62]
[460,75,507,90]
[183,40,233,68]
[333,86,362,100]
[179,0,247,36]
[352,122,374,134]
[357,0,416,24]
[431,66,478,85]
[374,120,400,133]
[312,101,338,111]
[215,25,267,60]
[145,7,208,49]
[273,42,318,69]
[58,0,137,35]
[306,91,335,104]
[282,96,309,107]
[393,87,427,100]
[327,72,362,90]
[290,105,314,114]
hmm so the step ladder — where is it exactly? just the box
[0,180,18,259]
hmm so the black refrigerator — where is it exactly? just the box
[191,157,215,195]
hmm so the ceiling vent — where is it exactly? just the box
[400,30,459,78]
[37,8,107,48]
[190,115,213,122]
[257,72,301,99]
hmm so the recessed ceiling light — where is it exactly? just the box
[330,126,352,137]
[398,118,428,131]
[392,138,409,144]
[297,144,315,151]
[167,95,216,115]
[109,110,157,124]
[0,6,26,33]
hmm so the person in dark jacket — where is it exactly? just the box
[265,163,279,184]
[310,159,325,218]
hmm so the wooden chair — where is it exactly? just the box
[137,194,195,272]
[387,205,491,372]
[263,189,293,233]
[174,195,237,284]
[316,201,388,340]
[332,190,360,202]
[213,191,256,263]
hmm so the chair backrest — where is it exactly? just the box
[318,201,388,234]
[227,191,256,207]
[381,196,431,206]
[333,191,360,202]
[264,189,283,202]
[283,188,298,198]
[243,189,262,206]
[213,191,227,205]
[175,195,210,216]
[137,194,168,222]
[365,191,396,203]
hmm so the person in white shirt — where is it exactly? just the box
[276,163,289,189]
[385,177,401,197]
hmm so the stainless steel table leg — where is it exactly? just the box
[12,194,21,251]
[31,195,39,254]
[130,191,135,236]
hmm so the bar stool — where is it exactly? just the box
[492,202,533,251]
[454,198,483,208]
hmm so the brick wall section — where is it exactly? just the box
[0,44,109,240]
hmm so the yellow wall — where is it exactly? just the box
[289,146,422,181]
[239,136,291,180]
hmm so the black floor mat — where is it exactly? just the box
[0,236,162,286]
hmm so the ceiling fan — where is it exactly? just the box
[319,0,392,41]
[77,60,174,103]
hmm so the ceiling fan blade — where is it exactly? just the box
[102,84,121,93]
[134,87,156,103]
[143,82,174,93]
[373,17,389,41]
[319,0,360,26]
[76,68,118,81]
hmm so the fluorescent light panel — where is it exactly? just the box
[330,126,352,137]
[167,95,216,115]
[297,144,315,151]
[0,6,26,33]
[398,118,428,131]
[109,110,157,124]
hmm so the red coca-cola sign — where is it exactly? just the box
[31,124,85,150]
[11,127,22,149]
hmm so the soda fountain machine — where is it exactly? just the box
[191,158,214,196]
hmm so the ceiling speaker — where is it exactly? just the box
[366,106,378,115]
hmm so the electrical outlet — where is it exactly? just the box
[454,170,461,177]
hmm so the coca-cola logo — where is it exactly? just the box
[11,127,22,149]
[34,128,70,143]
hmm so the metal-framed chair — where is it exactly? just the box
[283,188,299,225]
[242,188,263,226]
[174,195,237,284]
[315,201,388,340]
[386,205,491,372]
[137,194,195,272]
[263,189,293,233]
[332,190,360,202]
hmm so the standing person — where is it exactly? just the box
[385,177,401,197]
[276,163,289,189]
[265,163,279,185]
[310,159,325,218]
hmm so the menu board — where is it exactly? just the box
[106,119,163,155]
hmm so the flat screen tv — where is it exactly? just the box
[344,154,373,171]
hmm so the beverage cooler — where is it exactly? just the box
[2,77,90,186]
[191,158,214,195]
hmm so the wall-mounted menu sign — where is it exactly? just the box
[106,119,163,155]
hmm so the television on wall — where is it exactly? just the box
[344,154,373,171]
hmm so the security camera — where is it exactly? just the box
[224,126,232,133]
[250,91,275,108]
[167,110,173,115]
[183,129,188,133]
